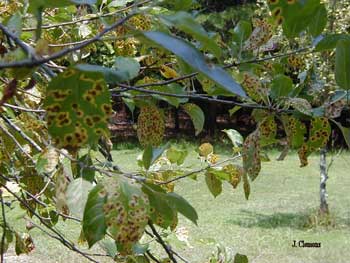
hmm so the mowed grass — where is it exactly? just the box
[3,143,350,263]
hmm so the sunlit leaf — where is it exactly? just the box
[182,103,204,136]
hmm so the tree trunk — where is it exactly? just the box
[319,147,329,215]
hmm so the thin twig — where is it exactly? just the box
[0,191,6,263]
[159,154,241,185]
[0,14,135,69]
[0,179,99,263]
[0,115,42,151]
[2,103,45,113]
[22,0,152,31]
[148,222,178,263]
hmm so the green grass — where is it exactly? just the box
[3,144,350,263]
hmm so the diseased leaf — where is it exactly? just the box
[259,116,277,146]
[281,115,307,149]
[298,117,331,167]
[242,174,250,200]
[205,170,222,198]
[143,31,246,97]
[44,68,111,152]
[242,130,261,181]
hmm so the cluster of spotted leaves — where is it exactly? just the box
[137,105,165,147]
[103,177,150,255]
[243,19,273,51]
[44,68,112,152]
[115,14,152,57]
[241,72,267,102]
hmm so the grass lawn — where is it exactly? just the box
[3,143,350,263]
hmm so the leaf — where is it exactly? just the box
[166,147,188,165]
[205,171,222,198]
[151,84,188,107]
[83,184,107,248]
[75,64,131,83]
[281,115,307,149]
[258,116,277,146]
[15,233,35,255]
[166,192,198,225]
[270,74,293,99]
[142,143,169,170]
[66,178,93,219]
[182,103,204,136]
[242,174,250,200]
[5,12,22,37]
[308,4,327,37]
[335,39,350,90]
[161,11,222,58]
[315,34,350,51]
[55,167,70,214]
[287,98,312,116]
[222,129,243,148]
[242,130,261,181]
[114,57,140,80]
[142,183,176,229]
[298,117,331,167]
[232,21,252,45]
[234,253,249,263]
[143,31,246,97]
[103,177,150,255]
[44,68,112,152]
[332,120,350,149]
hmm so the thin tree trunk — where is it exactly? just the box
[319,147,329,215]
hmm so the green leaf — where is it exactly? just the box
[308,4,327,37]
[232,21,252,45]
[44,68,112,152]
[142,183,176,229]
[182,103,204,136]
[222,129,243,147]
[114,57,140,80]
[205,171,222,198]
[151,84,189,107]
[99,239,118,258]
[166,147,188,165]
[315,34,350,51]
[161,12,222,58]
[161,0,193,10]
[142,143,169,170]
[242,174,250,200]
[234,253,248,263]
[143,31,246,97]
[166,192,198,225]
[83,184,107,248]
[5,12,22,37]
[335,39,350,90]
[270,74,293,99]
[66,178,93,219]
[75,64,130,83]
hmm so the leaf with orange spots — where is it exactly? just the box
[44,68,111,152]
[298,117,331,167]
[242,130,261,182]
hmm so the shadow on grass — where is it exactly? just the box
[226,209,350,230]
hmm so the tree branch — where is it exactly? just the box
[22,0,152,31]
[0,14,135,69]
[148,222,178,263]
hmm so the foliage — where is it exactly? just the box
[0,0,349,262]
